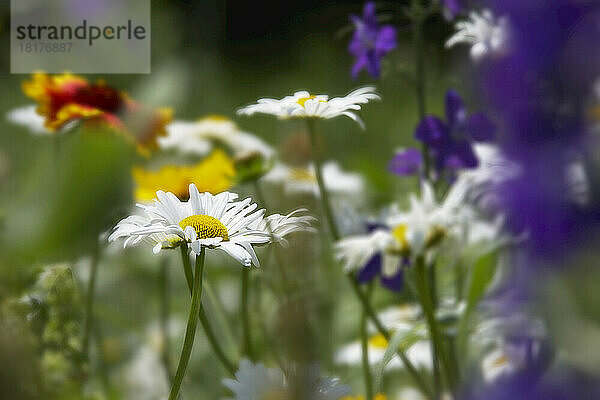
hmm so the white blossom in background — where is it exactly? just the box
[237,87,380,129]
[336,180,474,277]
[223,360,350,400]
[6,105,78,135]
[159,115,274,159]
[446,9,510,62]
[263,161,365,200]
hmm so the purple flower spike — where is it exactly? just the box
[348,2,397,79]
[388,148,422,176]
[414,89,495,174]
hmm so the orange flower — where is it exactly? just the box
[22,72,172,155]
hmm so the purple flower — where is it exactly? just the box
[415,90,495,174]
[388,148,422,176]
[355,223,405,292]
[465,368,600,400]
[348,2,397,79]
[477,0,600,257]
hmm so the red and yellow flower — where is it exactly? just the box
[22,72,172,155]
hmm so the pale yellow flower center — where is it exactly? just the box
[368,333,389,349]
[289,168,317,182]
[297,95,317,107]
[491,354,509,368]
[341,393,387,400]
[179,215,229,241]
[392,224,409,250]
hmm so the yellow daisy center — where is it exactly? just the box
[341,394,387,400]
[392,224,409,250]
[178,215,229,241]
[491,354,509,368]
[297,95,316,107]
[297,93,332,107]
[368,333,389,349]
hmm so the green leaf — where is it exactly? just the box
[456,250,499,359]
[374,325,425,392]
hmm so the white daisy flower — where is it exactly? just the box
[458,144,521,211]
[223,359,286,400]
[445,9,510,62]
[237,87,380,129]
[6,105,47,134]
[159,115,274,159]
[263,161,365,199]
[223,360,350,400]
[336,180,474,277]
[565,157,591,207]
[481,345,519,383]
[472,312,547,383]
[108,183,314,267]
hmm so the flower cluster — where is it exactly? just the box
[4,1,599,399]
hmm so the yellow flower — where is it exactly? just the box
[342,394,387,400]
[132,149,235,202]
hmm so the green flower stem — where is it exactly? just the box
[82,240,100,358]
[414,256,457,394]
[179,245,236,376]
[410,0,430,178]
[306,120,340,240]
[180,245,194,289]
[361,283,375,400]
[159,257,173,384]
[169,248,206,400]
[240,268,255,360]
[306,120,432,399]
[428,264,441,400]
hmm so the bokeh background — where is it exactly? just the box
[2,1,600,400]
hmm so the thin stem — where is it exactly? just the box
[356,274,431,397]
[180,245,194,289]
[169,248,206,400]
[252,180,290,288]
[82,240,100,358]
[179,245,237,376]
[414,256,457,394]
[240,268,255,360]
[360,283,375,400]
[159,257,173,384]
[411,0,430,179]
[428,264,441,400]
[306,120,340,240]
[306,120,431,398]
[198,305,237,375]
